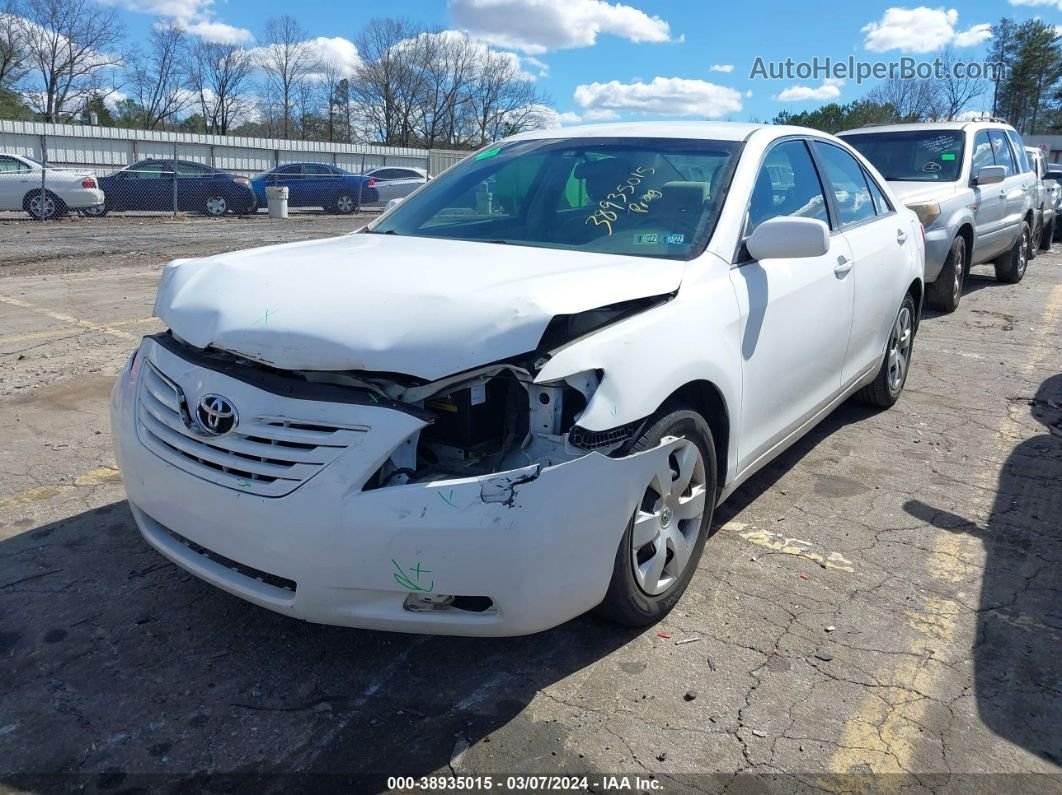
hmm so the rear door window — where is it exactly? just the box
[813,142,876,227]
[989,131,1017,176]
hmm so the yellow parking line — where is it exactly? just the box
[0,467,122,513]
[0,316,157,346]
[0,294,141,342]
[828,283,1062,776]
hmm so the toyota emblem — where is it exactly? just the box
[195,394,238,436]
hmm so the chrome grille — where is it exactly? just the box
[136,360,364,497]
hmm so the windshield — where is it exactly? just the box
[368,137,741,259]
[841,131,964,182]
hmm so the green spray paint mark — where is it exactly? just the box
[369,393,380,404]
[392,559,433,592]
[237,479,252,489]
[438,489,457,508]
[475,147,501,160]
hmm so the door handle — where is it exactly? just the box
[834,255,853,275]
[896,229,907,244]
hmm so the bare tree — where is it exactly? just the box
[352,18,427,145]
[416,31,478,148]
[867,77,943,122]
[1,2,27,89]
[14,0,126,121]
[187,40,253,135]
[259,15,317,139]
[126,22,190,129]
[936,46,988,120]
[467,49,541,146]
[318,56,352,143]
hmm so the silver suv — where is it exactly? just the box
[839,121,1035,312]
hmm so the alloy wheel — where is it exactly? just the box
[952,245,964,304]
[205,196,227,216]
[631,437,708,596]
[336,194,355,213]
[29,193,56,220]
[887,305,913,394]
[1018,227,1029,277]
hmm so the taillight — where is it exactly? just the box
[368,178,375,188]
[81,177,96,188]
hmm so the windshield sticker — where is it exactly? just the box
[475,147,502,160]
[666,232,685,245]
[585,166,660,234]
[634,233,660,245]
[924,135,960,153]
[941,153,956,161]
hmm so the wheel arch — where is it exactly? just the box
[659,380,730,490]
[907,277,924,329]
[955,223,974,273]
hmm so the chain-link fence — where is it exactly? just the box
[0,127,464,221]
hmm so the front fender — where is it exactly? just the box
[536,254,742,480]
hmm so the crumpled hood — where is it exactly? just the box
[155,232,686,380]
[887,181,963,205]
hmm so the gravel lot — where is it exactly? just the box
[0,215,1060,793]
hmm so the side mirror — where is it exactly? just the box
[746,216,830,261]
[975,165,1005,186]
[385,197,405,212]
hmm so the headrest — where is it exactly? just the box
[655,181,710,214]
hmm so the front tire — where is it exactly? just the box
[595,407,717,627]
[926,236,965,313]
[857,293,916,409]
[994,221,1030,284]
[1030,214,1043,257]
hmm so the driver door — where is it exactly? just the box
[730,139,855,473]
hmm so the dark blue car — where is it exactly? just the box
[250,163,379,214]
[83,159,257,216]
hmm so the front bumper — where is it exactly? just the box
[111,337,676,636]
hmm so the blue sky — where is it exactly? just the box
[104,0,1062,124]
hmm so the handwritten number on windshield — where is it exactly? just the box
[586,167,657,235]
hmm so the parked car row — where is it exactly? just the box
[838,119,1056,314]
[0,156,429,219]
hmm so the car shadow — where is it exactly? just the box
[904,373,1062,768]
[715,400,880,526]
[0,500,640,791]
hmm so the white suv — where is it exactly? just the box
[840,121,1035,313]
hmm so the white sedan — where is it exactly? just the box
[363,165,428,202]
[111,122,924,636]
[0,153,104,219]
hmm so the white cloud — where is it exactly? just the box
[775,77,844,103]
[573,77,742,117]
[524,55,550,77]
[710,64,734,73]
[584,108,621,121]
[449,0,672,54]
[307,36,361,76]
[1009,0,1062,8]
[182,20,254,44]
[99,0,253,44]
[862,7,991,54]
[745,89,753,97]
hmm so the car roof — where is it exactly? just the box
[510,121,766,142]
[838,121,1016,136]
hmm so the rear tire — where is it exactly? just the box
[203,194,228,217]
[857,293,916,409]
[595,406,717,627]
[24,189,64,220]
[994,221,1030,284]
[926,236,965,313]
[334,192,358,214]
[1040,217,1055,251]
